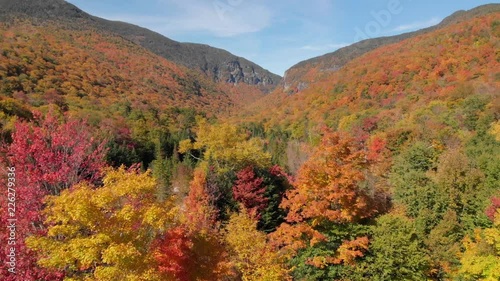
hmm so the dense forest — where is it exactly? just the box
[0,3,499,281]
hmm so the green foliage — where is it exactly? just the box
[151,154,177,199]
[257,167,290,233]
[390,142,441,220]
[466,113,500,195]
[425,210,462,279]
[265,127,291,168]
[350,213,430,281]
[289,224,370,281]
[105,140,142,168]
[461,95,488,131]
[431,149,490,231]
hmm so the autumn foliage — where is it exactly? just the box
[152,168,234,280]
[0,6,498,281]
[0,113,106,280]
[26,167,178,281]
[233,166,268,219]
[486,197,500,221]
[225,207,290,280]
[272,130,378,266]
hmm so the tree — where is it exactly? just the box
[486,197,500,221]
[183,168,218,231]
[390,142,441,225]
[258,165,291,233]
[152,168,235,281]
[151,226,192,281]
[458,205,500,281]
[425,210,462,278]
[233,166,268,219]
[152,225,233,281]
[431,149,489,231]
[225,208,290,281]
[26,167,178,281]
[179,118,271,172]
[0,112,107,281]
[356,213,430,281]
[6,112,106,195]
[272,130,381,274]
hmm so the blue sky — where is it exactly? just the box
[66,0,496,76]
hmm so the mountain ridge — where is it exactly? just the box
[0,0,281,93]
[237,10,499,136]
[282,3,500,93]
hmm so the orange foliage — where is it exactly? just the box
[152,169,235,280]
[272,130,379,265]
[0,19,236,126]
[282,130,375,225]
[239,14,500,135]
[184,169,218,231]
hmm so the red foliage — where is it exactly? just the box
[233,166,269,219]
[362,116,379,132]
[0,112,107,280]
[152,224,234,281]
[485,197,500,221]
[153,226,193,281]
[154,170,235,280]
[7,112,106,195]
[367,136,387,162]
[269,164,294,183]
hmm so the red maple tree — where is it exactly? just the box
[233,166,269,219]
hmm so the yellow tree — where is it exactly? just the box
[225,207,290,281]
[179,118,270,172]
[458,207,500,281]
[26,167,178,281]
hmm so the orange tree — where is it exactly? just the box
[271,129,387,279]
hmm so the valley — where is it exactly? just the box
[0,1,498,280]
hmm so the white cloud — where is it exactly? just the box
[99,0,273,37]
[390,17,442,33]
[299,43,349,51]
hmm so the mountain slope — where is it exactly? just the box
[282,4,500,93]
[0,0,281,93]
[238,11,499,140]
[0,18,235,123]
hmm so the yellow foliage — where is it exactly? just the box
[179,119,271,172]
[26,167,178,281]
[458,211,500,280]
[178,138,194,154]
[337,114,358,132]
[225,208,291,281]
[489,121,500,142]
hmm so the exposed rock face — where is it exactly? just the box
[223,61,273,86]
[0,0,281,93]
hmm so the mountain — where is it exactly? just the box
[0,14,237,122]
[238,9,499,140]
[0,0,281,93]
[282,4,500,94]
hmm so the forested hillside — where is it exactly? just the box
[233,10,500,280]
[0,2,499,281]
[0,0,282,93]
[281,4,500,93]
